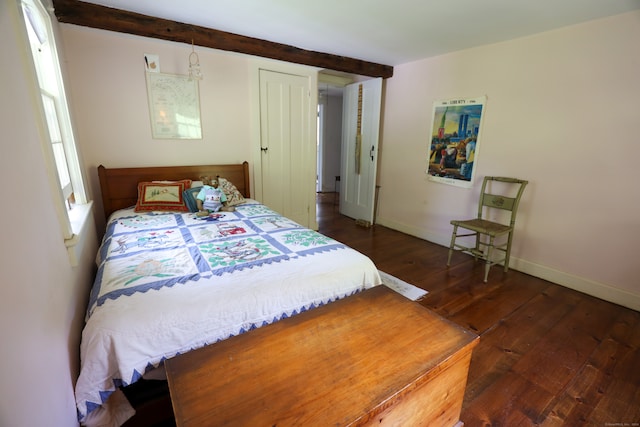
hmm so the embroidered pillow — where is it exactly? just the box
[218,177,246,206]
[134,180,191,212]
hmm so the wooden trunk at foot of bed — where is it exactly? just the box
[97,161,250,220]
[165,286,479,427]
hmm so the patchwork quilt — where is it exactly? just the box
[76,200,380,426]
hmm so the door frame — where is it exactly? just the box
[250,59,319,229]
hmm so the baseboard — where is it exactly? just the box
[511,258,640,312]
[376,218,451,247]
[375,217,640,312]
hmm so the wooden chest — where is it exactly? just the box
[165,285,478,426]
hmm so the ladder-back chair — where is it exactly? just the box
[447,176,528,282]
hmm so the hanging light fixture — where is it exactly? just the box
[188,40,203,81]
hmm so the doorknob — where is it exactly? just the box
[261,147,268,152]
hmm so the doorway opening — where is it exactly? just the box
[316,72,383,224]
[316,82,344,196]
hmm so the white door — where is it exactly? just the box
[258,69,314,227]
[340,78,383,223]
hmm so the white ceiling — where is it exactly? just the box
[83,0,640,66]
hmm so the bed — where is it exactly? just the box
[76,162,381,426]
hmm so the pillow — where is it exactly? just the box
[134,180,191,212]
[218,177,246,206]
[183,186,203,213]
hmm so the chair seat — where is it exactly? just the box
[450,218,512,237]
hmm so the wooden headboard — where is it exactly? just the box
[97,161,250,219]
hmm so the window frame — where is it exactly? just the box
[19,0,89,243]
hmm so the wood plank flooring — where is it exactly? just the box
[126,193,639,427]
[317,193,640,427]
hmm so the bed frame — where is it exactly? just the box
[97,161,250,219]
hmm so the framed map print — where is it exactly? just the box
[146,72,202,139]
[426,96,487,188]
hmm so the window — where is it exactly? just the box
[41,92,72,200]
[20,0,88,242]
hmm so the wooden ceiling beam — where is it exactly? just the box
[52,0,393,79]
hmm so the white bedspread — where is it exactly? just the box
[76,201,380,426]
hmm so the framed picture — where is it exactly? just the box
[146,72,202,139]
[426,96,487,188]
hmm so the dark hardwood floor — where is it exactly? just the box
[125,193,639,427]
[317,192,640,427]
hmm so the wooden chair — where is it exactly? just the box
[447,176,528,282]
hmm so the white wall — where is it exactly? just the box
[60,25,254,228]
[0,2,98,426]
[377,11,640,309]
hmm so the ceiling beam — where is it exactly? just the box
[52,0,394,79]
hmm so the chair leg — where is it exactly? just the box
[447,225,458,266]
[474,232,481,259]
[504,231,514,272]
[484,235,495,283]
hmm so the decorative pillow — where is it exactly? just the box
[134,180,191,212]
[182,186,203,213]
[218,177,246,206]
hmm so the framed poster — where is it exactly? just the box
[146,72,202,139]
[426,96,486,188]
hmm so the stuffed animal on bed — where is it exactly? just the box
[196,176,235,216]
